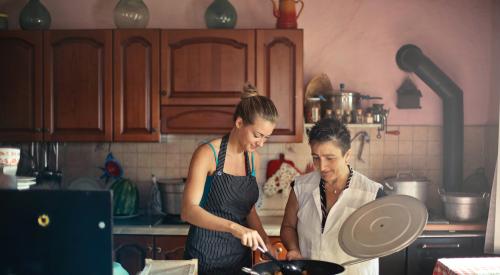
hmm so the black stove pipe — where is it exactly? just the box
[396,44,463,192]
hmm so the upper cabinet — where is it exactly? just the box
[160,29,303,142]
[0,31,43,141]
[0,29,302,143]
[256,30,303,143]
[44,30,113,141]
[114,30,160,142]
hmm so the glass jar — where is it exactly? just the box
[0,13,8,30]
[114,0,150,29]
[305,97,321,123]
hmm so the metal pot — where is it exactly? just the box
[383,172,429,203]
[439,189,489,222]
[158,178,185,215]
[322,92,382,114]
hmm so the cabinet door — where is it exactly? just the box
[154,235,187,260]
[114,30,160,142]
[407,236,485,275]
[160,105,235,134]
[44,30,113,141]
[0,31,43,141]
[160,30,255,106]
[379,248,406,275]
[252,237,288,264]
[256,30,304,143]
[114,235,153,275]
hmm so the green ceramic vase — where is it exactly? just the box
[19,0,51,30]
[205,0,237,29]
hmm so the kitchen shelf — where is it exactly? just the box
[304,123,380,129]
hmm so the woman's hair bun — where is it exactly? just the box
[241,82,259,99]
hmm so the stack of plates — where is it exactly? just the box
[17,176,36,190]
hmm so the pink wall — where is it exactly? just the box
[1,0,498,125]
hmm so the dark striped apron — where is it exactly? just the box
[184,134,259,275]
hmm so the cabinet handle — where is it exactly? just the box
[147,246,153,252]
[160,90,168,96]
[156,247,162,254]
[420,243,460,249]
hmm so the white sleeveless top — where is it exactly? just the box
[294,170,382,275]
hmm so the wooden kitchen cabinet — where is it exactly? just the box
[154,235,188,260]
[114,235,187,274]
[114,235,154,275]
[160,30,254,134]
[0,31,43,142]
[160,29,303,142]
[256,29,304,143]
[44,30,113,141]
[114,30,160,142]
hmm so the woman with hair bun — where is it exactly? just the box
[182,83,279,275]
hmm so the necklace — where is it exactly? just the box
[319,165,353,233]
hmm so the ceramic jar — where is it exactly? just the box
[205,0,237,29]
[19,0,51,30]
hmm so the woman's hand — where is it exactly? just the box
[286,249,303,260]
[229,223,266,251]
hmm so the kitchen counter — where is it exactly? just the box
[113,216,486,236]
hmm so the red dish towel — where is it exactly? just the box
[433,257,500,275]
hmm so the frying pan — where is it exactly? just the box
[252,260,345,275]
[250,195,428,275]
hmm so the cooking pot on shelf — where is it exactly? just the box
[158,178,185,215]
[383,172,429,204]
[438,189,489,222]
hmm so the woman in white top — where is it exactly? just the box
[280,118,385,275]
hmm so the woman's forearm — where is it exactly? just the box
[280,224,300,252]
[182,204,236,233]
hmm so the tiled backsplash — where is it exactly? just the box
[58,125,498,215]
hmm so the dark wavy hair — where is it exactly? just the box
[308,118,351,155]
[233,83,279,125]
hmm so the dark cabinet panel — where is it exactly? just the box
[406,236,485,275]
[379,248,406,275]
[154,235,187,260]
[0,31,43,141]
[256,30,304,143]
[161,30,255,106]
[114,235,154,275]
[44,30,113,141]
[114,30,160,142]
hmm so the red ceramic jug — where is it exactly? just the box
[270,0,304,29]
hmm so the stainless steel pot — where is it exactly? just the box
[158,178,185,215]
[323,92,382,113]
[439,189,489,222]
[383,172,429,203]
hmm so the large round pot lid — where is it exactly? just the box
[339,195,428,259]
